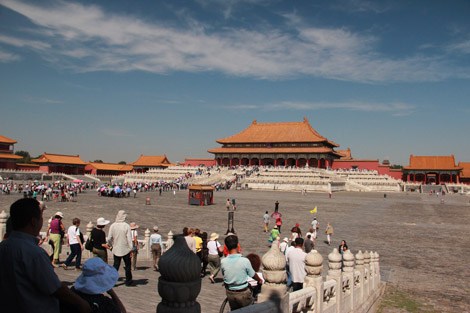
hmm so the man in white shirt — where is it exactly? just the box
[311,217,318,239]
[287,238,307,291]
[108,210,133,286]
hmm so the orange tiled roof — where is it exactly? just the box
[0,153,22,160]
[16,163,40,167]
[216,118,339,147]
[459,162,470,178]
[132,155,171,167]
[0,135,17,144]
[336,148,352,160]
[404,155,462,171]
[334,159,379,162]
[88,162,133,171]
[208,146,341,155]
[32,153,87,165]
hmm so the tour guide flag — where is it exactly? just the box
[310,206,317,214]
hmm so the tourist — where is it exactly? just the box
[90,217,111,263]
[108,210,133,286]
[279,237,289,255]
[276,217,282,233]
[304,234,314,253]
[62,218,84,271]
[200,232,209,277]
[290,223,302,241]
[65,257,127,313]
[226,198,231,210]
[246,253,264,298]
[269,225,280,243]
[130,222,139,271]
[263,211,270,232]
[338,240,348,255]
[45,211,65,268]
[287,238,307,291]
[207,232,223,284]
[194,228,203,265]
[150,226,163,271]
[221,235,263,310]
[274,200,279,212]
[185,227,196,253]
[311,217,319,239]
[325,222,334,245]
[0,198,90,313]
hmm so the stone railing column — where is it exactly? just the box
[342,249,355,311]
[327,248,342,313]
[363,251,371,297]
[157,235,201,313]
[86,221,93,258]
[372,251,380,290]
[304,249,323,313]
[166,231,174,251]
[354,251,364,304]
[0,210,8,242]
[258,238,289,312]
[144,228,151,260]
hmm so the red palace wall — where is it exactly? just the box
[184,159,216,167]
[332,160,403,180]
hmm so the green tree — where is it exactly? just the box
[15,151,32,163]
[118,161,127,164]
[93,160,104,163]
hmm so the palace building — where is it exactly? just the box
[131,155,172,172]
[208,118,342,167]
[85,162,133,176]
[0,135,22,169]
[402,155,462,184]
[32,153,87,174]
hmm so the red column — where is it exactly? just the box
[230,159,233,167]
[457,174,460,183]
[325,159,330,169]
[275,159,278,166]
[285,160,287,167]
[295,159,299,167]
[258,159,261,166]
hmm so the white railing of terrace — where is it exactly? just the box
[0,169,46,174]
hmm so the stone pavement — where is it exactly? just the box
[1,189,469,312]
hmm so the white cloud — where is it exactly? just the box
[0,34,50,50]
[447,39,470,55]
[0,0,468,83]
[0,49,19,62]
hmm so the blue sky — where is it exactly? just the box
[0,0,469,165]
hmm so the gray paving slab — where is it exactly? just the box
[1,189,469,312]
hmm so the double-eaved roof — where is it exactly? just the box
[215,118,339,146]
[0,135,17,144]
[458,162,470,178]
[404,155,462,171]
[32,153,87,165]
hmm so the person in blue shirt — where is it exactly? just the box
[221,235,262,310]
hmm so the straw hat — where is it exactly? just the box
[55,211,64,218]
[283,237,289,242]
[273,225,278,229]
[130,222,139,230]
[74,258,119,295]
[96,217,110,226]
[210,233,219,241]
[153,226,159,232]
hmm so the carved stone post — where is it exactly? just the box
[363,251,371,297]
[355,251,364,303]
[145,228,151,260]
[372,251,380,290]
[86,221,94,258]
[342,249,355,311]
[304,249,323,313]
[166,231,174,251]
[0,210,8,242]
[157,235,201,313]
[258,238,289,312]
[327,248,342,313]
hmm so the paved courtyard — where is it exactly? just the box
[1,189,469,312]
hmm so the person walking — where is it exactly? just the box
[311,217,319,239]
[108,210,133,286]
[62,218,83,271]
[276,217,282,233]
[45,211,65,267]
[207,233,223,284]
[90,217,111,263]
[269,225,280,243]
[150,226,163,271]
[263,211,270,232]
[287,238,307,291]
[325,222,334,245]
[130,222,139,271]
[304,234,314,254]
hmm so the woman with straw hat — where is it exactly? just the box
[207,233,223,283]
[45,211,65,268]
[90,217,111,263]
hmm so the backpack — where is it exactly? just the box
[85,235,94,251]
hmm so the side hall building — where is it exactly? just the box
[208,118,342,167]
[32,153,87,174]
[403,155,462,184]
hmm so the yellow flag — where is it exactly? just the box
[310,206,317,214]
